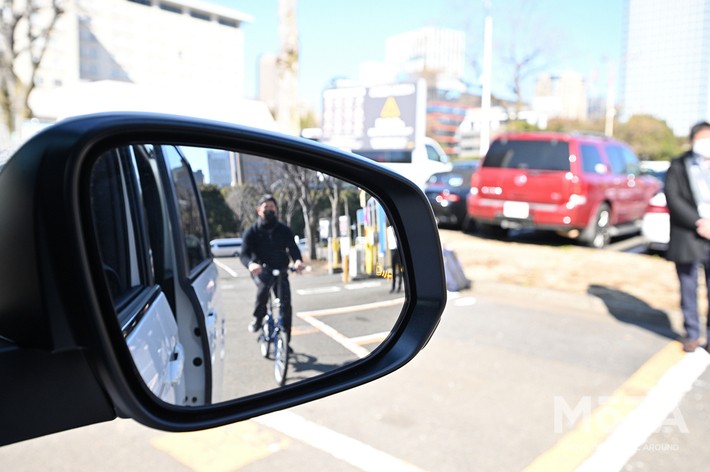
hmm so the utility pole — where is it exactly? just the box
[480,0,493,157]
[276,0,300,135]
[604,62,616,137]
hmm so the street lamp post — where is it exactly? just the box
[480,0,493,157]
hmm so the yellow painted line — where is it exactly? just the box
[297,297,405,317]
[151,421,290,472]
[523,341,687,472]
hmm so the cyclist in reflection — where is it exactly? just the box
[241,195,304,337]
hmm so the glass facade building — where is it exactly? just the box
[621,0,710,135]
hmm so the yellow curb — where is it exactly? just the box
[523,341,686,472]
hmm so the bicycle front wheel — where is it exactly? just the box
[274,330,289,386]
[259,335,271,359]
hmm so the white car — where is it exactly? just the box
[210,237,243,257]
[641,169,669,252]
[89,142,225,407]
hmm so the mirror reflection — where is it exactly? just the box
[88,144,406,406]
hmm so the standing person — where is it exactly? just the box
[240,195,304,337]
[387,225,403,293]
[665,121,710,352]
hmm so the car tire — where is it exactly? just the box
[582,203,611,249]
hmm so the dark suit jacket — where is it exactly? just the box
[665,151,709,263]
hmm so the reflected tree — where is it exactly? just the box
[199,184,238,238]
[223,156,354,261]
[282,163,322,260]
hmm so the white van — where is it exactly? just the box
[355,137,452,189]
[210,237,243,257]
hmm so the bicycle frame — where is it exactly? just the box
[257,267,290,386]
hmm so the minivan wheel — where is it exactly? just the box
[461,215,476,234]
[584,204,611,249]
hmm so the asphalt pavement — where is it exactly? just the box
[2,264,709,471]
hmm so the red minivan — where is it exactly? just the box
[466,132,661,248]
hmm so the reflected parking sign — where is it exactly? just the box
[319,218,330,240]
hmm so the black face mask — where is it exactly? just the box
[262,210,277,225]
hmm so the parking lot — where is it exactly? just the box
[439,228,683,316]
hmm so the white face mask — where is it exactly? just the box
[693,138,710,158]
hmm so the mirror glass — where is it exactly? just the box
[87,143,406,406]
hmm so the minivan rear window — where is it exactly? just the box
[483,139,571,171]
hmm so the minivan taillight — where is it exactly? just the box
[469,172,480,196]
[566,175,587,208]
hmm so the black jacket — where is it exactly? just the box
[240,220,302,270]
[665,151,709,263]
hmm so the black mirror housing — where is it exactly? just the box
[0,113,446,445]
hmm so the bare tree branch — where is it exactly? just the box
[0,0,63,137]
[497,0,559,118]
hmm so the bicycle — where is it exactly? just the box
[256,266,292,386]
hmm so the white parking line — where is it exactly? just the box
[214,259,239,278]
[296,286,342,296]
[298,298,406,317]
[297,313,371,359]
[344,281,384,290]
[576,348,710,472]
[254,411,426,472]
[297,281,385,296]
[453,296,477,307]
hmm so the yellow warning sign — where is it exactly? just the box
[380,96,401,118]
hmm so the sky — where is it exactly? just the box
[209,0,625,113]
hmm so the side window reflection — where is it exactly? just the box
[89,149,143,302]
[162,146,208,272]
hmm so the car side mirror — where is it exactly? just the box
[0,113,446,445]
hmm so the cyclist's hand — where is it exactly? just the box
[248,262,263,276]
[294,260,305,273]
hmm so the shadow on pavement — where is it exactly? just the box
[287,352,347,382]
[587,284,679,340]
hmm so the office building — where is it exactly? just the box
[35,0,252,112]
[533,72,588,122]
[208,150,234,187]
[621,0,710,135]
[382,27,468,156]
[385,27,466,90]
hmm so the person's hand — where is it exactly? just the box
[248,262,262,276]
[696,218,710,239]
[294,260,305,273]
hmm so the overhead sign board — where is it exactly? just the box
[322,82,420,151]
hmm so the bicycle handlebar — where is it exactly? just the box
[262,264,299,277]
